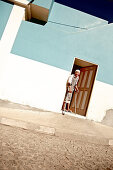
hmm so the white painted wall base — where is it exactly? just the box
[0,53,69,112]
[86,80,113,122]
[0,51,113,123]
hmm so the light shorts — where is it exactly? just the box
[65,91,73,104]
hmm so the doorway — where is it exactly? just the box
[66,58,98,116]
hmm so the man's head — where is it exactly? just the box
[75,69,80,77]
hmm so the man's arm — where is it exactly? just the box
[68,74,73,85]
[74,76,79,92]
[66,75,73,92]
[75,85,79,92]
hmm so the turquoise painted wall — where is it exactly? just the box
[11,2,113,85]
[0,1,13,39]
[48,3,108,33]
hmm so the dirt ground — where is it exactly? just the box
[0,124,113,170]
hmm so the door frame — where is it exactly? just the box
[64,57,98,116]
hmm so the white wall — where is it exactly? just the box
[0,49,113,121]
[0,5,25,79]
[86,80,113,122]
[0,53,69,112]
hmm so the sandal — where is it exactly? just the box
[68,110,72,113]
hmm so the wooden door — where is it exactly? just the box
[70,65,97,116]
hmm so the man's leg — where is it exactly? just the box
[62,101,66,111]
[67,103,70,111]
[62,101,66,115]
[67,92,72,112]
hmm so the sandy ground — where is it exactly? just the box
[0,124,113,170]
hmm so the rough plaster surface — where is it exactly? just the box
[0,124,113,170]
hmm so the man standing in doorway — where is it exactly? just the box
[62,69,80,114]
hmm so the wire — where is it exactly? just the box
[48,21,87,30]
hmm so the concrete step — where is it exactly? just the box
[0,116,111,146]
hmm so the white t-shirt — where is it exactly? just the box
[68,74,79,90]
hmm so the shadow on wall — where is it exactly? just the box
[28,18,46,25]
[1,0,14,5]
[55,0,113,23]
[102,109,113,127]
